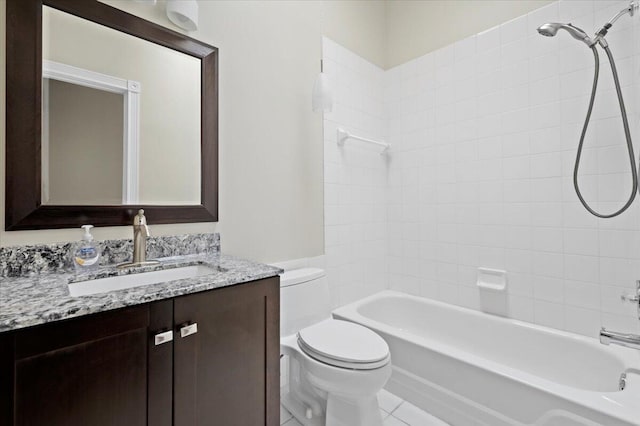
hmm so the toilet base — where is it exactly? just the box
[282,387,385,426]
[282,389,325,426]
[326,393,384,426]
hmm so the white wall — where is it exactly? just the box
[0,0,325,264]
[322,1,386,69]
[385,0,554,68]
[322,0,554,70]
[385,0,640,337]
[322,37,388,308]
[0,0,572,264]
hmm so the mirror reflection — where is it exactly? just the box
[42,5,202,206]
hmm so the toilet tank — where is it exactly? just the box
[280,268,331,337]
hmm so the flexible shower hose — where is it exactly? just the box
[574,45,637,218]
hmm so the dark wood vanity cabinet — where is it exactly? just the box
[4,304,154,426]
[0,277,280,426]
[174,277,280,426]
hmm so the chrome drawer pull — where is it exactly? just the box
[180,323,198,338]
[154,330,173,346]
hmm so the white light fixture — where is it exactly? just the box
[166,0,199,32]
[312,60,333,113]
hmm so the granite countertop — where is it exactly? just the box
[0,237,282,333]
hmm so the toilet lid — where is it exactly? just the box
[297,320,390,369]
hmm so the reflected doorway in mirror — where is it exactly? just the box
[42,60,141,205]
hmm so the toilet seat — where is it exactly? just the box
[297,319,390,370]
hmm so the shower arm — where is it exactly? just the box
[593,0,639,46]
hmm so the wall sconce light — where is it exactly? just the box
[312,60,333,113]
[166,0,199,32]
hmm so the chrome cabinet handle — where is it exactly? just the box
[154,330,173,346]
[180,323,198,338]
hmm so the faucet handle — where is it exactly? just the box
[621,293,640,303]
[621,280,640,302]
[134,209,147,226]
[621,281,640,319]
[133,209,151,237]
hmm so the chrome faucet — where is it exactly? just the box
[118,209,160,269]
[600,281,640,350]
[133,209,150,264]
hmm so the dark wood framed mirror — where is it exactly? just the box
[6,0,218,230]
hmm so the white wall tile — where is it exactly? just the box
[533,251,563,280]
[600,229,640,259]
[322,36,388,307]
[477,26,501,53]
[564,305,601,337]
[435,45,455,69]
[531,202,563,227]
[530,53,560,83]
[602,312,640,334]
[527,2,559,36]
[531,178,563,202]
[503,84,529,111]
[529,34,558,60]
[503,132,530,158]
[323,0,640,338]
[509,295,535,322]
[534,299,565,329]
[530,76,560,106]
[564,254,599,283]
[500,15,528,43]
[534,276,564,302]
[564,280,600,310]
[558,1,594,22]
[501,60,530,88]
[501,38,529,67]
[454,36,476,61]
[532,227,563,252]
[531,153,562,178]
[563,228,599,256]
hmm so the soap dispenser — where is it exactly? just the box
[72,225,101,273]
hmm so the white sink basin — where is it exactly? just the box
[68,264,219,297]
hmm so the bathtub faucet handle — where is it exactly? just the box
[621,281,640,319]
[621,293,640,303]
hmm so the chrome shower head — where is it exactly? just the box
[537,22,594,46]
[537,22,561,37]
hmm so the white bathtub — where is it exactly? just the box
[333,291,640,426]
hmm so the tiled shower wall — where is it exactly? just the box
[322,37,388,308]
[324,0,640,337]
[385,0,640,337]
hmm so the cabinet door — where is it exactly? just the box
[4,301,173,426]
[173,277,280,426]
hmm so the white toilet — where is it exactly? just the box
[280,268,391,426]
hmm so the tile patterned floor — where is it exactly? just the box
[280,389,449,426]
